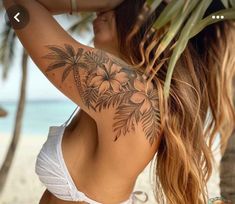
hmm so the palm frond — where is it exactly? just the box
[221,0,230,8]
[142,0,163,26]
[164,0,213,97]
[221,0,235,8]
[230,0,235,7]
[145,0,198,76]
[0,25,11,63]
[190,8,235,38]
[153,0,184,30]
[0,24,16,80]
[142,0,235,99]
[68,13,94,36]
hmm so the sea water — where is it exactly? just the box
[0,100,77,136]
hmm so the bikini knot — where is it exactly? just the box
[131,190,148,203]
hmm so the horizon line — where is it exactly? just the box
[0,99,69,103]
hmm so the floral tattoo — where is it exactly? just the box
[43,44,160,146]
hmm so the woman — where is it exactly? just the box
[3,0,235,204]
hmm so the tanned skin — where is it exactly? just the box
[43,44,160,144]
[3,0,162,203]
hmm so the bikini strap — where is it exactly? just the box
[131,191,148,203]
[62,105,80,127]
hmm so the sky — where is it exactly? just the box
[0,13,94,102]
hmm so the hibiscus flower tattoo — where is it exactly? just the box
[43,44,160,145]
[88,66,129,94]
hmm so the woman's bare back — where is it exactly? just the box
[39,109,137,204]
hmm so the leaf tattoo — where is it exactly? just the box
[43,44,161,146]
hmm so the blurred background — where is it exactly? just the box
[0,3,224,204]
[0,7,95,203]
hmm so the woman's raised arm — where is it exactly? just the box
[33,0,125,15]
[3,0,127,121]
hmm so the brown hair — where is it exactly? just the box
[114,1,235,204]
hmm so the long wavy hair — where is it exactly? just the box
[114,1,235,204]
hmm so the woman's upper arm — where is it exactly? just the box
[4,0,96,116]
[4,0,122,119]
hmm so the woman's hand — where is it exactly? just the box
[5,0,126,15]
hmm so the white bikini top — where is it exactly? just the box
[35,106,148,204]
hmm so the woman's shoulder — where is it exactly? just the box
[90,53,161,178]
[94,52,160,141]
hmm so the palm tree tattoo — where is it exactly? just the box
[43,44,160,145]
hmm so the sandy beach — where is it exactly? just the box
[0,133,222,204]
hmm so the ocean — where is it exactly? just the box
[0,100,77,136]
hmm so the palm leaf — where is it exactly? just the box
[95,90,133,111]
[46,61,66,71]
[113,104,140,141]
[221,0,230,8]
[153,0,184,30]
[0,25,11,63]
[144,0,198,76]
[143,0,235,99]
[64,44,76,57]
[141,0,163,26]
[83,50,109,68]
[164,0,213,98]
[230,0,235,7]
[44,45,72,61]
[142,107,161,146]
[83,86,99,111]
[62,66,73,82]
[221,0,235,7]
[147,0,162,13]
[0,24,16,80]
[190,8,235,38]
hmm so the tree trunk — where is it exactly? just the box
[219,78,235,203]
[0,49,28,194]
[220,130,235,203]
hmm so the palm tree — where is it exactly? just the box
[0,49,28,193]
[0,9,94,194]
[0,20,28,192]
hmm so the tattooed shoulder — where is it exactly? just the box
[43,44,161,146]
